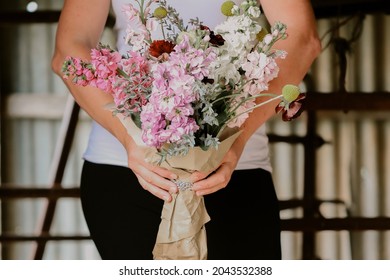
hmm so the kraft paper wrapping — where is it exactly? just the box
[117,113,241,260]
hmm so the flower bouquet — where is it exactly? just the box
[62,0,304,259]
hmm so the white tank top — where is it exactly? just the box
[83,0,272,172]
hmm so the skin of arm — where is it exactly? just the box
[52,0,179,202]
[191,0,322,195]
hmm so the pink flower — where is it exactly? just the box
[62,56,98,87]
[170,36,217,81]
[242,51,279,95]
[91,49,120,72]
[227,98,256,128]
[111,51,152,114]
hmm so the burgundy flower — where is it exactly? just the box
[200,25,225,46]
[275,93,306,121]
[200,25,210,31]
[202,77,214,84]
[149,40,176,58]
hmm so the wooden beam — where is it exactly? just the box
[32,97,80,260]
[281,217,390,231]
[0,186,80,199]
[5,94,89,120]
[311,0,390,18]
[6,94,68,119]
[0,11,61,24]
[305,91,390,111]
[2,217,390,243]
[0,234,90,242]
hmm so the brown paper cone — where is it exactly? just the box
[152,189,210,260]
[115,111,241,259]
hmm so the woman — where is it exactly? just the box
[52,0,321,259]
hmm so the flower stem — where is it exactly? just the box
[138,0,146,25]
[160,19,166,40]
[219,94,282,132]
[224,93,279,121]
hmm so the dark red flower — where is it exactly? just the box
[149,40,175,58]
[202,77,214,84]
[200,25,225,46]
[209,33,225,46]
[275,93,306,121]
[200,25,210,31]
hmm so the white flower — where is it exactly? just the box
[241,51,280,95]
[203,35,210,42]
[263,34,273,45]
[176,31,197,45]
[215,14,261,55]
[212,59,241,85]
[247,6,261,18]
[231,5,240,15]
[128,32,147,51]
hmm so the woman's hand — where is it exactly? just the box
[190,141,243,196]
[124,140,179,202]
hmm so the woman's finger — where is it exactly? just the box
[192,164,232,195]
[189,170,210,183]
[136,175,173,202]
[147,163,178,181]
[132,164,178,193]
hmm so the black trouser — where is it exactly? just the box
[80,160,281,260]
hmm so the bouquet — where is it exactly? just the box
[62,0,305,259]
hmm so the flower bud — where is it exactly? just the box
[282,84,300,103]
[221,1,236,16]
[153,7,167,19]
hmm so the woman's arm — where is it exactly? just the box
[192,0,322,195]
[52,0,178,201]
